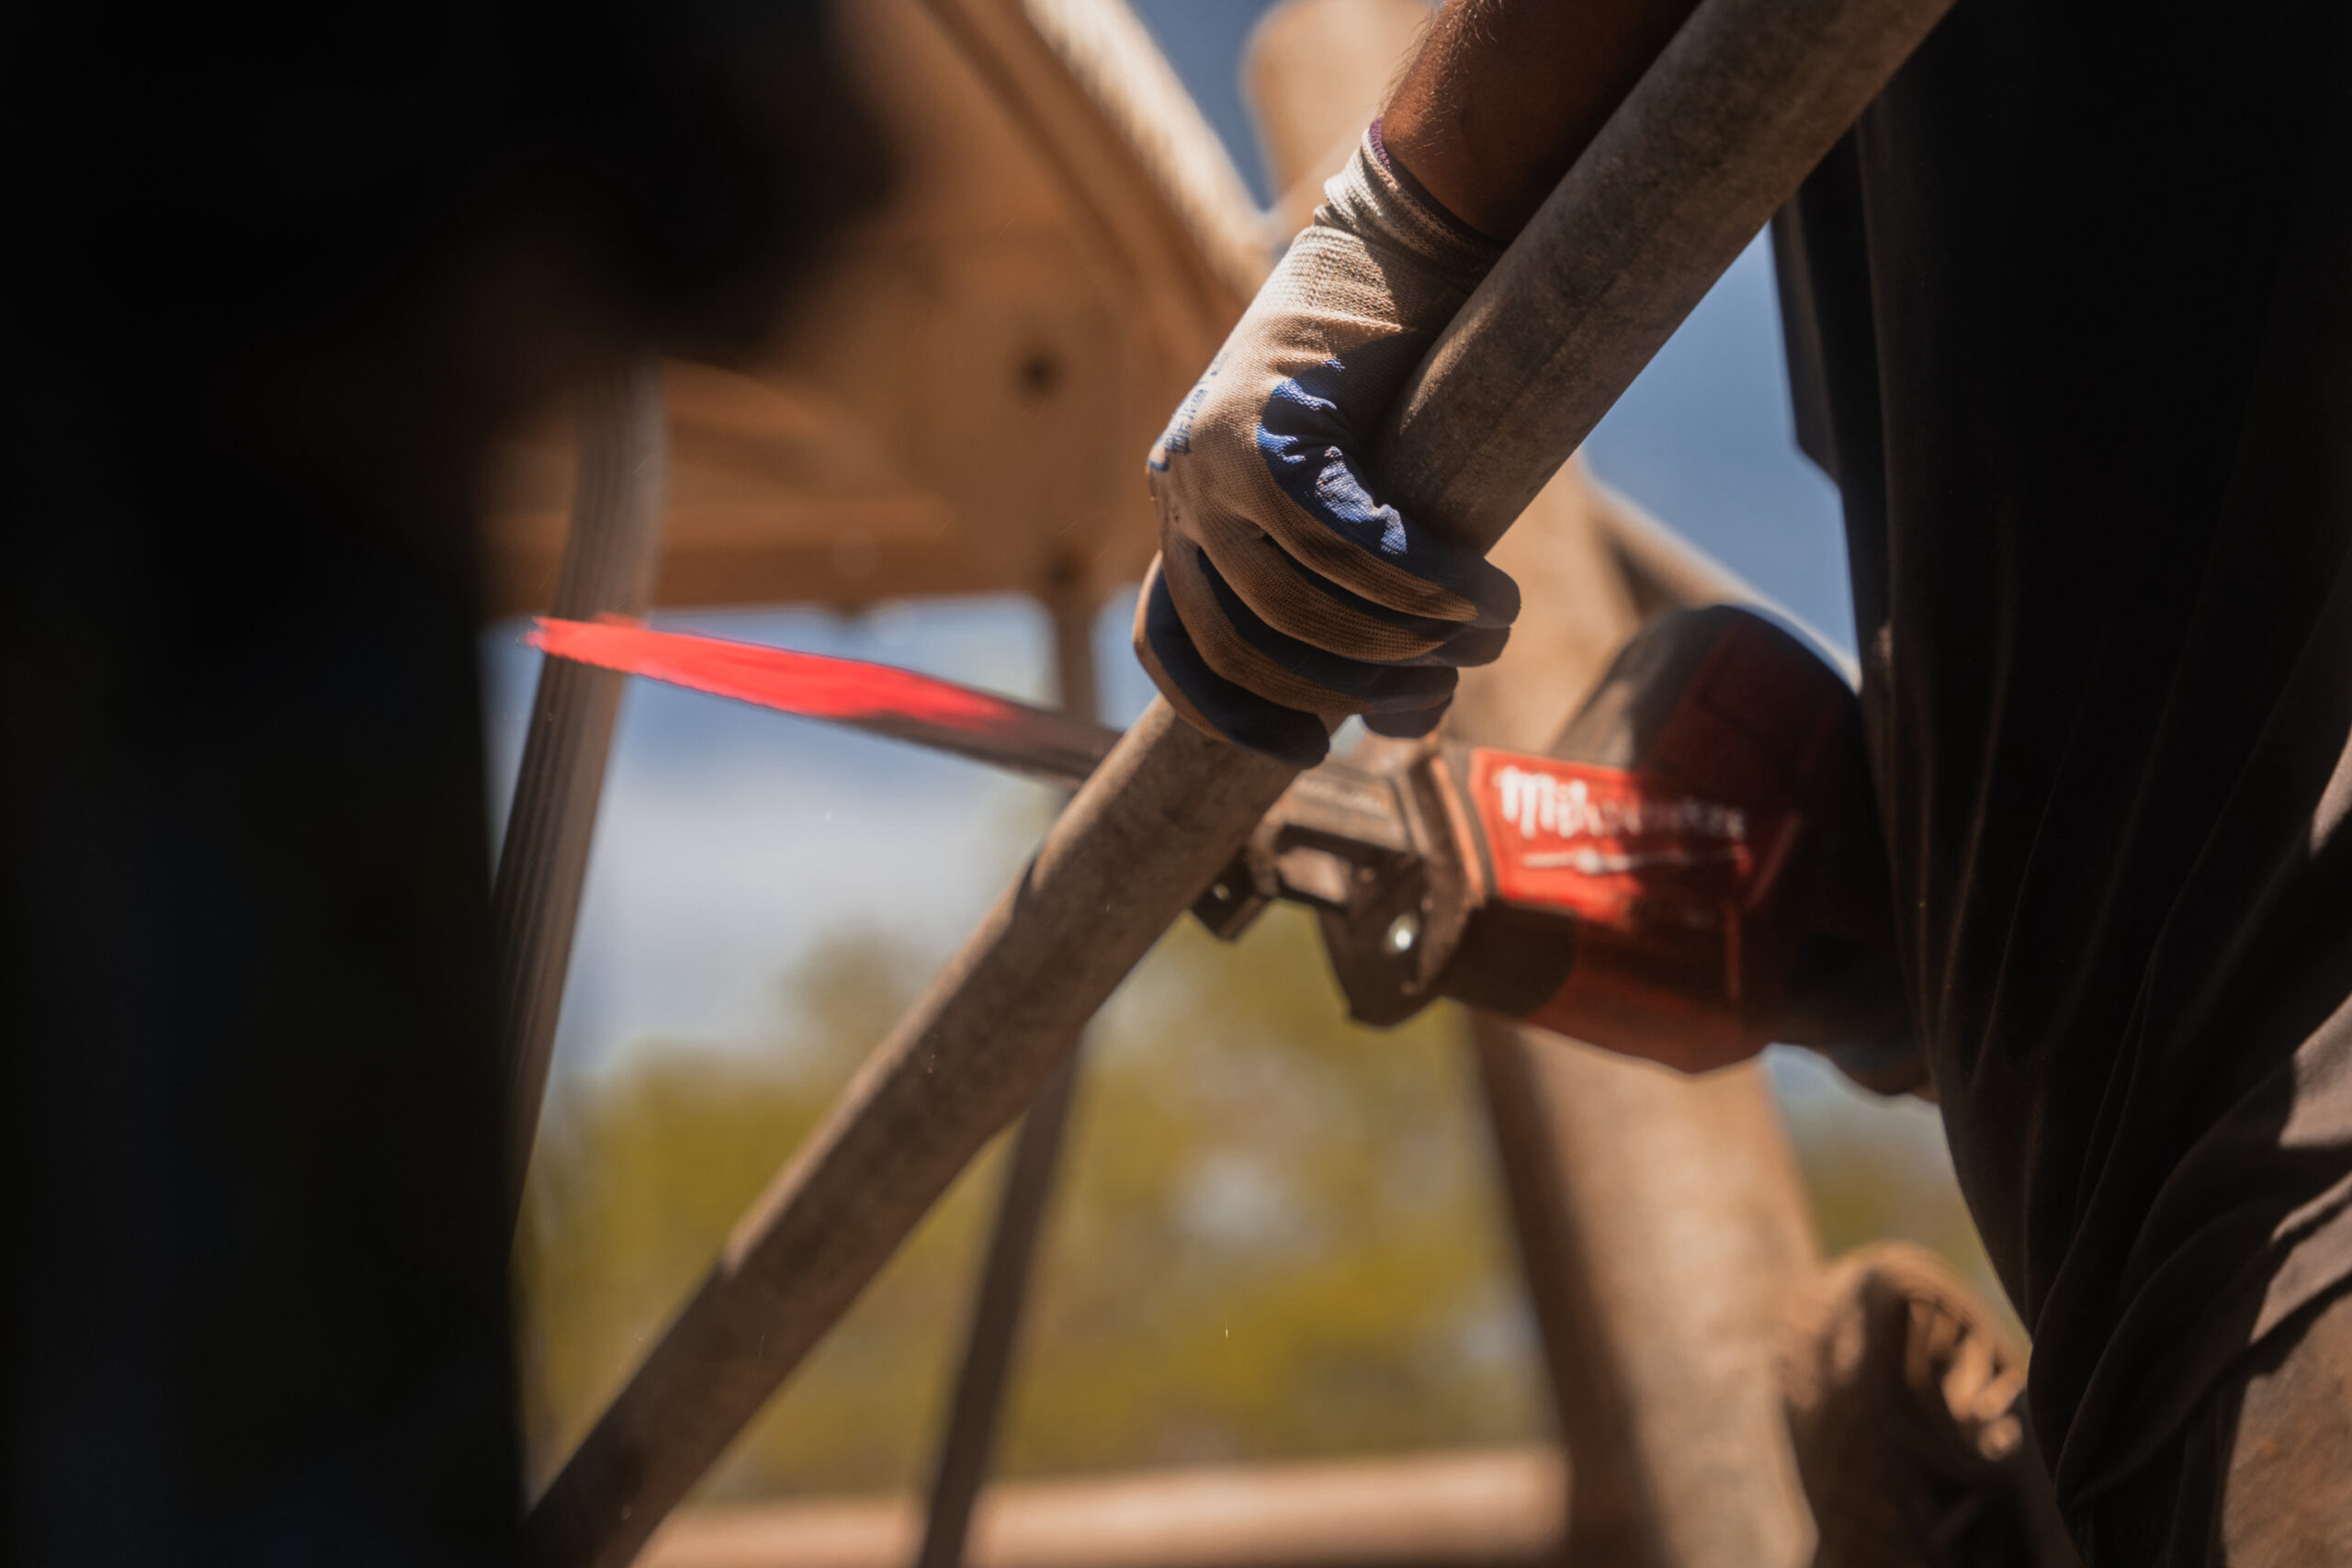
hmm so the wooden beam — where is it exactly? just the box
[915,1052,1080,1568]
[1470,1032,1647,1568]
[909,0,1266,343]
[645,1449,1568,1568]
[1245,0,1437,233]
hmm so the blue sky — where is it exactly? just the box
[489,0,1860,1082]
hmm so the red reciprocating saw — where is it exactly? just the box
[532,605,1921,1093]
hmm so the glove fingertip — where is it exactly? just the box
[1363,702,1448,740]
[1483,562,1522,626]
[1136,562,1329,768]
[1441,625,1510,669]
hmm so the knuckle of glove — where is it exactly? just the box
[1133,553,1331,766]
[1159,538,1458,719]
[1151,333,1520,718]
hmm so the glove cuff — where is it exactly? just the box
[1317,123,1505,299]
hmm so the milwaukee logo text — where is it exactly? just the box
[1491,764,1746,846]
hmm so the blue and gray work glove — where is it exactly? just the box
[1136,126,1520,767]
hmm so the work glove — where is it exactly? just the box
[1136,126,1519,767]
[1781,1245,2075,1567]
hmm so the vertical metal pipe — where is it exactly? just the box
[1475,1021,1820,1568]
[494,358,668,1226]
[915,1056,1080,1568]
[914,570,1101,1568]
[1471,1028,1649,1568]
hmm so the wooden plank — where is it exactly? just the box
[481,0,1269,623]
[645,1449,1568,1568]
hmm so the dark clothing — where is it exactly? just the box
[3,2,873,1561]
[2086,1280,2352,1566]
[1773,0,2352,1543]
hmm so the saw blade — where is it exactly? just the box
[526,616,1118,788]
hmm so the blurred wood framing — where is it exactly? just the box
[1245,0,1436,231]
[482,0,1269,622]
[646,1448,1566,1568]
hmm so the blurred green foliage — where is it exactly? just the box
[516,906,2003,1506]
[518,908,1537,1502]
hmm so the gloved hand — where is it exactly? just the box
[1136,126,1520,767]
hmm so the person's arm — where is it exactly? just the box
[1384,0,1705,240]
[1135,0,1702,766]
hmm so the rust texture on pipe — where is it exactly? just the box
[1475,1021,1819,1568]
[496,358,668,1224]
[645,1448,1568,1568]
[915,576,1100,1568]
[916,1053,1080,1568]
[533,0,1956,1551]
[1380,0,1959,543]
[1473,1028,1647,1568]
[526,703,1298,1568]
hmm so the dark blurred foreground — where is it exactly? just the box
[1,4,879,1559]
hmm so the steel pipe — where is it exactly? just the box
[1382,0,1957,547]
[496,358,668,1226]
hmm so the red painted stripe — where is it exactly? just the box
[524,616,1049,736]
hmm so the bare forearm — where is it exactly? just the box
[1382,0,1705,240]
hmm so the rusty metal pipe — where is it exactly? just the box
[497,358,668,1228]
[527,0,1954,1556]
[1381,0,1957,546]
